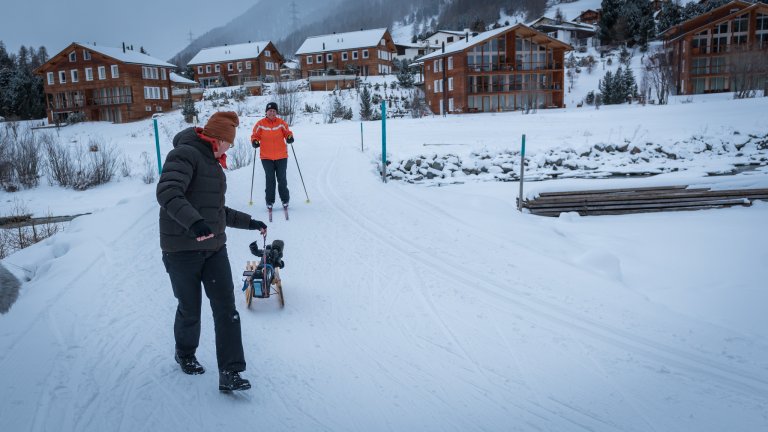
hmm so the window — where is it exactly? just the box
[342,52,348,61]
[162,87,169,100]
[448,77,454,91]
[47,72,54,85]
[326,53,333,62]
[447,37,454,43]
[156,105,163,112]
[206,65,212,73]
[144,86,161,99]
[433,59,442,72]
[227,63,233,71]
[246,61,252,70]
[146,106,152,112]
[69,51,76,62]
[215,64,221,72]
[449,98,454,112]
[85,68,93,81]
[83,50,91,60]
[316,54,323,63]
[307,56,313,64]
[265,50,271,57]
[59,70,67,83]
[198,66,203,74]
[237,62,243,71]
[161,68,167,80]
[352,51,359,60]
[447,56,453,70]
[362,50,369,59]
[380,39,386,46]
[98,66,106,80]
[111,65,119,78]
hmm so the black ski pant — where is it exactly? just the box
[162,245,245,372]
[261,158,289,206]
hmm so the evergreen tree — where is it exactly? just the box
[182,89,198,122]
[634,0,655,51]
[359,85,373,121]
[657,0,683,34]
[599,0,623,44]
[396,63,414,88]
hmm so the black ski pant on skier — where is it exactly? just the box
[262,158,289,207]
[162,245,245,373]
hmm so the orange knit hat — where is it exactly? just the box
[202,111,239,143]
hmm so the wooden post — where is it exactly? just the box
[381,100,387,182]
[518,134,526,212]
[153,118,162,175]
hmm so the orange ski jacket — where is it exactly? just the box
[250,117,293,160]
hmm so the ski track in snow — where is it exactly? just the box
[1,130,767,431]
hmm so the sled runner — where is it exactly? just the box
[242,235,285,308]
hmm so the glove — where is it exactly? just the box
[190,220,213,239]
[286,135,294,144]
[251,140,260,149]
[248,219,267,231]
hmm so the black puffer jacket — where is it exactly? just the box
[157,127,251,252]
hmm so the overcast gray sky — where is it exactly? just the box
[3,0,255,61]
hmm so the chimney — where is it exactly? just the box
[323,42,326,50]
[442,41,445,53]
[122,42,126,53]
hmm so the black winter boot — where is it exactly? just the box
[219,370,251,392]
[175,353,205,375]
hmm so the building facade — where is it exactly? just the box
[35,42,175,124]
[662,0,768,95]
[529,16,597,48]
[188,41,284,87]
[419,24,572,115]
[295,28,397,78]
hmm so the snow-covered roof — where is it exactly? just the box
[528,16,596,32]
[187,41,273,65]
[295,28,388,55]
[417,24,571,63]
[170,72,197,85]
[281,60,300,70]
[76,42,175,67]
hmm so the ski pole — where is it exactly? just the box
[290,142,310,203]
[249,148,257,205]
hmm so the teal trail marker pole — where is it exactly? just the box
[518,134,526,211]
[360,122,364,152]
[381,100,387,183]
[153,118,162,175]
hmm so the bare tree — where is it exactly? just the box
[728,42,768,99]
[275,80,302,126]
[643,48,673,105]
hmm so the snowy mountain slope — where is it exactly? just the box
[2,92,768,430]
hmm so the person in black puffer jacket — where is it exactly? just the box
[157,111,267,393]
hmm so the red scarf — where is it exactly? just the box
[196,128,227,169]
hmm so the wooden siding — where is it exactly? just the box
[423,27,569,115]
[193,42,284,86]
[37,44,173,124]
[664,2,768,95]
[299,31,397,79]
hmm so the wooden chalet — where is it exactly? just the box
[662,0,768,95]
[187,41,284,87]
[35,42,175,124]
[529,16,597,48]
[295,28,396,78]
[575,9,601,25]
[417,24,572,115]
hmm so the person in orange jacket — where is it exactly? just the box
[250,102,294,210]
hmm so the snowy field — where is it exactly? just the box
[2,81,768,431]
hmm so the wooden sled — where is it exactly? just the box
[242,260,285,309]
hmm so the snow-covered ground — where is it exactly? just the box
[1,83,767,431]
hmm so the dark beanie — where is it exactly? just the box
[266,102,278,113]
[203,111,239,143]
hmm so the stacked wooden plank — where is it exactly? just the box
[520,186,768,216]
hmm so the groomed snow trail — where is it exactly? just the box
[1,133,767,432]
